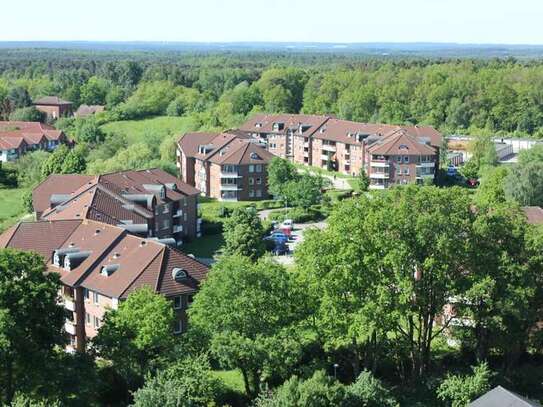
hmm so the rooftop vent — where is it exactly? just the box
[140,240,147,247]
[52,247,80,266]
[64,251,92,271]
[95,229,101,235]
[101,264,119,277]
[172,268,189,283]
[113,252,121,259]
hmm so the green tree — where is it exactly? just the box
[296,186,473,379]
[132,354,222,407]
[7,87,32,110]
[356,169,370,192]
[474,166,509,207]
[437,363,492,407]
[74,117,105,144]
[61,145,87,174]
[80,76,109,105]
[41,145,70,177]
[20,189,34,214]
[267,157,298,197]
[8,106,44,122]
[504,162,543,206]
[222,207,265,260]
[92,287,175,393]
[0,249,66,404]
[189,255,305,397]
[283,174,323,210]
[13,150,49,188]
[347,370,398,407]
[518,144,543,165]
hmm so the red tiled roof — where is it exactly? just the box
[33,174,95,215]
[74,105,105,118]
[0,121,66,143]
[239,113,329,136]
[367,129,437,156]
[0,219,209,298]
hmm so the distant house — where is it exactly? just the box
[0,121,69,162]
[34,96,73,119]
[470,386,542,407]
[33,168,201,244]
[74,104,105,118]
[177,132,275,201]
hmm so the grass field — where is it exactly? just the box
[212,370,246,395]
[101,116,200,145]
[182,233,225,258]
[0,188,29,232]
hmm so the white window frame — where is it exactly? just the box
[174,296,182,310]
[93,291,99,304]
[174,319,183,334]
[249,165,255,173]
[256,164,262,172]
[403,156,409,163]
[249,178,254,185]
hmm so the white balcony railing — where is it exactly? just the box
[369,184,386,190]
[370,173,389,179]
[370,161,389,168]
[173,225,183,234]
[321,154,330,161]
[65,321,76,335]
[173,210,183,218]
[322,144,336,152]
[220,172,242,178]
[64,298,76,312]
[303,142,309,148]
[220,184,241,191]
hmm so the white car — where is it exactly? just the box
[281,219,294,229]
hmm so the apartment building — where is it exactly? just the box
[34,96,73,119]
[239,114,329,159]
[0,219,209,352]
[240,114,442,188]
[177,132,274,201]
[365,129,438,189]
[33,168,201,244]
[0,121,69,162]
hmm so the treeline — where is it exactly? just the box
[2,51,543,137]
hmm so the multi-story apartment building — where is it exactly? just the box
[365,129,438,189]
[240,114,443,188]
[34,96,73,119]
[239,114,329,159]
[32,168,201,244]
[0,121,70,161]
[177,132,274,201]
[0,219,209,352]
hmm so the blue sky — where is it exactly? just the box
[2,0,543,44]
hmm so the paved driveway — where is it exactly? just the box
[272,220,327,266]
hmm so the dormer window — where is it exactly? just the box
[172,268,189,283]
[255,123,262,128]
[250,152,260,160]
[101,264,119,277]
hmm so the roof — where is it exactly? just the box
[74,105,105,118]
[33,96,73,106]
[312,119,392,144]
[0,219,209,298]
[523,207,543,225]
[367,128,437,156]
[178,132,274,165]
[33,174,95,215]
[470,386,542,407]
[0,121,66,144]
[239,113,329,137]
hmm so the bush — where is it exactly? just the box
[268,207,323,223]
[8,106,44,122]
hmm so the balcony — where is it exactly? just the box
[65,320,77,335]
[416,173,435,179]
[370,172,389,179]
[173,225,183,234]
[303,151,309,157]
[369,184,386,190]
[173,210,183,218]
[370,161,390,168]
[303,142,309,148]
[220,172,242,178]
[64,297,76,312]
[322,144,336,152]
[417,162,435,168]
[220,184,241,191]
[321,154,330,161]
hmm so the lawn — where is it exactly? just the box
[212,369,246,395]
[100,116,200,145]
[0,187,29,232]
[181,233,225,258]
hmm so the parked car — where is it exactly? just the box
[281,219,294,229]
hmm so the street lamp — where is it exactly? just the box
[333,363,339,379]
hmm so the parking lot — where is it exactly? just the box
[271,220,327,266]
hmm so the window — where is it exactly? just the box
[403,167,410,175]
[174,296,182,309]
[86,313,91,325]
[256,164,262,172]
[84,288,90,300]
[249,190,255,198]
[93,291,99,304]
[174,319,183,334]
[249,178,254,185]
[397,166,402,175]
[163,205,169,214]
[403,156,409,163]
[184,213,187,221]
[256,189,262,198]
[162,219,170,230]
[93,316,100,329]
[396,156,402,163]
[249,165,255,173]
[256,178,262,185]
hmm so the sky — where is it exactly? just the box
[2,0,543,44]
